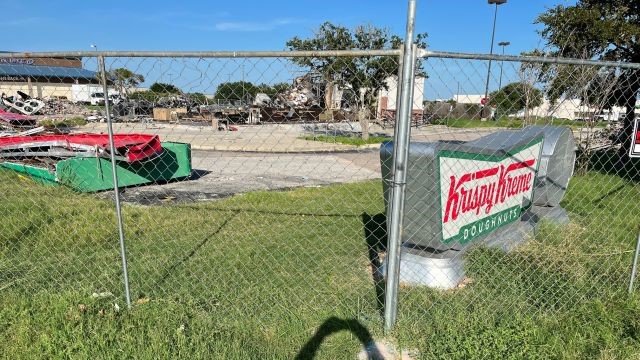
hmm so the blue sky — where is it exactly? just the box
[3,0,575,54]
[1,1,577,99]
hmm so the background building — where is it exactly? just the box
[377,75,426,120]
[452,93,640,121]
[0,53,99,99]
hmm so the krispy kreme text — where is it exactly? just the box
[443,159,535,223]
[438,139,542,244]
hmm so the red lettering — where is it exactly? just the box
[442,158,536,224]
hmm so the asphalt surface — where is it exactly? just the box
[112,149,382,205]
[90,123,504,205]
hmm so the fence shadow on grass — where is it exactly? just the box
[589,149,640,182]
[294,317,382,360]
[149,210,239,291]
[362,212,387,315]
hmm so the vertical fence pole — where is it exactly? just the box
[482,2,499,119]
[384,0,417,333]
[628,231,640,294]
[98,55,132,309]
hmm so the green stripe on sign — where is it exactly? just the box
[443,205,522,245]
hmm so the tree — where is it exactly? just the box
[489,82,543,118]
[149,82,181,94]
[108,68,144,98]
[256,82,290,97]
[536,0,640,157]
[515,50,548,125]
[214,81,258,103]
[286,22,427,139]
[187,92,209,105]
[214,81,291,103]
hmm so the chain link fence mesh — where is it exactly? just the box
[1,50,639,357]
[390,55,640,355]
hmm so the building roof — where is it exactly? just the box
[0,64,97,80]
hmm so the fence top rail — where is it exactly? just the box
[1,49,401,58]
[4,48,639,70]
[420,49,640,70]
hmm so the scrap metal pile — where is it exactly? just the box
[112,99,154,119]
[1,91,101,120]
[0,109,43,137]
[0,71,350,127]
[1,89,144,122]
[1,91,45,116]
[0,130,192,192]
[253,74,325,122]
[272,75,320,109]
[0,94,193,192]
[0,109,37,131]
[41,97,96,117]
[0,133,163,164]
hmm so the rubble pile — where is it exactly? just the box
[40,97,94,117]
[1,91,45,116]
[0,110,42,137]
[273,75,320,109]
[156,95,196,110]
[113,99,154,118]
[577,121,624,151]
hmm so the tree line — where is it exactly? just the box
[105,1,638,152]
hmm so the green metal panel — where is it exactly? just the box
[0,142,192,192]
[56,142,192,192]
[0,162,57,185]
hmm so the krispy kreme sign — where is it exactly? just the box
[438,137,543,245]
[630,119,640,158]
[0,58,35,65]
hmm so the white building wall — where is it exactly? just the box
[1,82,143,101]
[517,99,638,121]
[0,82,74,99]
[452,93,640,121]
[526,98,584,120]
[453,94,484,105]
[376,75,425,116]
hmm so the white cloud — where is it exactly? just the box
[5,17,40,26]
[213,18,300,32]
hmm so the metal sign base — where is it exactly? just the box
[379,204,570,289]
[379,247,465,289]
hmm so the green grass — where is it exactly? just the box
[1,162,640,358]
[38,117,88,128]
[432,117,609,130]
[302,134,392,146]
[85,104,105,111]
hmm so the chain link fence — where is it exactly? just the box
[391,52,640,357]
[1,46,640,357]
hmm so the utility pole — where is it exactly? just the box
[498,41,510,90]
[482,0,507,120]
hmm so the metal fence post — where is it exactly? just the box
[628,231,640,294]
[98,55,132,309]
[384,0,417,333]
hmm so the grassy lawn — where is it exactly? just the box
[432,118,610,130]
[1,159,640,358]
[38,117,88,128]
[302,134,391,146]
[85,104,106,111]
